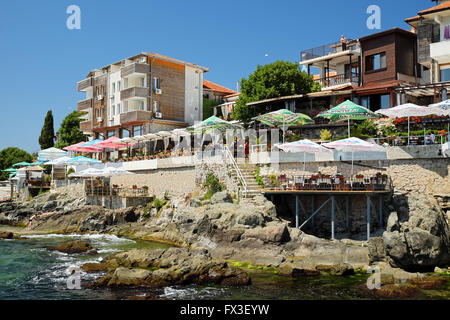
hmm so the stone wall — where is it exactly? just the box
[111,167,196,198]
[195,162,240,198]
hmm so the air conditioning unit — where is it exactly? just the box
[97,117,103,123]
[155,112,163,119]
[97,95,104,100]
[155,88,162,95]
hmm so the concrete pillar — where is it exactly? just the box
[346,196,350,231]
[379,195,383,227]
[367,195,371,242]
[331,195,335,240]
[295,195,299,229]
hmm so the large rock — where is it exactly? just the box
[382,193,450,271]
[91,248,251,288]
[49,241,93,254]
[210,191,232,204]
[241,222,290,244]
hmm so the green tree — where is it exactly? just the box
[203,98,221,120]
[0,147,33,180]
[231,60,321,123]
[55,111,87,149]
[39,110,55,149]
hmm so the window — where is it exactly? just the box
[133,125,143,137]
[107,131,115,138]
[140,101,145,111]
[440,66,450,82]
[380,94,390,109]
[112,82,115,93]
[117,103,121,114]
[111,105,115,119]
[366,52,386,72]
[117,81,121,92]
[123,101,128,113]
[153,100,160,113]
[121,128,130,138]
[153,77,161,90]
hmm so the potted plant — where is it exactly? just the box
[132,185,137,189]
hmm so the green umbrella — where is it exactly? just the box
[187,116,243,133]
[253,109,314,143]
[12,162,33,168]
[2,168,17,173]
[315,100,379,138]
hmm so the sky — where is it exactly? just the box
[0,0,429,153]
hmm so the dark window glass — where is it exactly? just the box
[380,94,390,109]
[133,126,143,137]
[121,128,130,138]
[107,131,115,138]
[440,68,450,82]
[366,53,386,72]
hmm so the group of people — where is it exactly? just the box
[409,132,436,145]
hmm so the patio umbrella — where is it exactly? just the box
[12,162,33,168]
[323,137,386,176]
[38,147,67,162]
[68,168,104,178]
[100,167,135,177]
[428,100,450,141]
[274,139,332,171]
[66,156,101,164]
[92,137,129,150]
[2,168,17,173]
[252,109,314,143]
[188,116,243,134]
[316,100,379,138]
[375,103,442,145]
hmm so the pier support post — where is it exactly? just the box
[366,195,371,242]
[295,195,299,229]
[311,196,315,228]
[345,196,350,232]
[379,195,383,227]
[331,195,335,240]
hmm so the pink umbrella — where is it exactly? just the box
[63,142,102,153]
[92,137,135,149]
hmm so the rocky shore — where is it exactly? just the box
[0,183,449,295]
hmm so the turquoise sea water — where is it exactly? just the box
[0,234,448,300]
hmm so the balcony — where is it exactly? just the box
[120,110,152,124]
[77,98,93,111]
[301,40,360,63]
[316,72,359,89]
[121,63,150,78]
[77,78,93,92]
[120,87,149,101]
[79,120,92,132]
[430,40,450,64]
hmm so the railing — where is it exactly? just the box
[316,72,359,88]
[77,78,93,91]
[300,40,358,62]
[224,146,248,197]
[77,98,93,111]
[120,87,149,100]
[121,63,150,78]
[372,135,448,146]
[79,120,92,132]
[120,110,152,124]
[269,174,390,192]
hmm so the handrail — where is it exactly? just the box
[224,146,248,197]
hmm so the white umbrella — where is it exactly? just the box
[428,100,450,141]
[323,138,386,176]
[375,104,442,145]
[45,156,73,165]
[274,139,332,172]
[68,168,104,178]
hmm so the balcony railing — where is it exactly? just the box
[120,110,152,124]
[79,120,92,132]
[301,40,358,62]
[77,78,93,91]
[316,72,359,88]
[121,63,150,78]
[120,87,149,100]
[77,98,93,111]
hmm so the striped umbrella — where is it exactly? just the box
[316,100,379,138]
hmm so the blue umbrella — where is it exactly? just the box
[66,156,101,164]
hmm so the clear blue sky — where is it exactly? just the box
[0,0,427,153]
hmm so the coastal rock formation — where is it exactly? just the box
[49,241,94,254]
[381,192,450,272]
[88,247,251,288]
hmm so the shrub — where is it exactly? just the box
[320,129,332,141]
[152,197,167,212]
[203,172,224,199]
[351,120,377,137]
[67,168,75,180]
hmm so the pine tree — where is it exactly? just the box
[39,110,55,150]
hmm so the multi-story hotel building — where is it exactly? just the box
[77,53,209,140]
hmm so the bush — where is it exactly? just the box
[67,168,75,180]
[351,120,377,138]
[320,129,332,141]
[203,172,224,199]
[152,197,167,212]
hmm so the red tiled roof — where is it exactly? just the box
[405,2,450,23]
[224,92,241,98]
[203,80,237,95]
[418,1,450,15]
[354,80,402,93]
